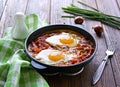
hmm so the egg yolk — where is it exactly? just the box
[59,36,74,44]
[48,52,64,61]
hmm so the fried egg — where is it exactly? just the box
[35,49,77,65]
[45,32,79,47]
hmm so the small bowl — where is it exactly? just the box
[25,24,97,76]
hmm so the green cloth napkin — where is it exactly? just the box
[0,14,49,87]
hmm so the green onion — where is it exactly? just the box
[77,1,100,12]
[62,3,120,30]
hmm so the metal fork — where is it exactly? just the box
[92,43,116,85]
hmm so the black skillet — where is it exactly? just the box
[24,24,97,76]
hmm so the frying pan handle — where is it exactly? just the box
[24,49,47,69]
[31,61,47,69]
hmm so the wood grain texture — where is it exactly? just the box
[0,0,3,18]
[96,0,120,87]
[116,0,120,10]
[0,0,3,36]
[0,0,8,18]
[73,1,101,87]
[2,0,8,7]
[73,0,113,87]
[0,0,8,37]
[0,0,28,37]
[47,0,72,87]
[26,0,50,24]
[50,0,72,24]
[0,0,120,87]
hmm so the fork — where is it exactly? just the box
[92,43,116,85]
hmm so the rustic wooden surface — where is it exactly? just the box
[0,0,120,87]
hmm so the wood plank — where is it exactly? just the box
[0,0,119,87]
[25,0,50,24]
[76,0,117,87]
[73,0,112,87]
[0,0,7,18]
[49,0,72,87]
[0,0,3,18]
[49,0,110,87]
[25,0,53,86]
[0,0,3,36]
[96,0,120,87]
[48,0,117,87]
[0,0,8,37]
[65,1,86,87]
[0,0,28,37]
[50,0,72,24]
[2,0,8,7]
[116,0,120,10]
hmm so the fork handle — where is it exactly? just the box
[92,55,109,85]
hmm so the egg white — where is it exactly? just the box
[35,49,60,64]
[45,32,79,47]
[35,49,77,65]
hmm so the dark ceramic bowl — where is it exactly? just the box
[25,24,97,76]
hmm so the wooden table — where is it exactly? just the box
[0,0,120,87]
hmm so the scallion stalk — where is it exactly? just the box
[62,4,120,30]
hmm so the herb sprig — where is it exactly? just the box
[62,2,120,30]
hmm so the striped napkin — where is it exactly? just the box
[0,14,49,87]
